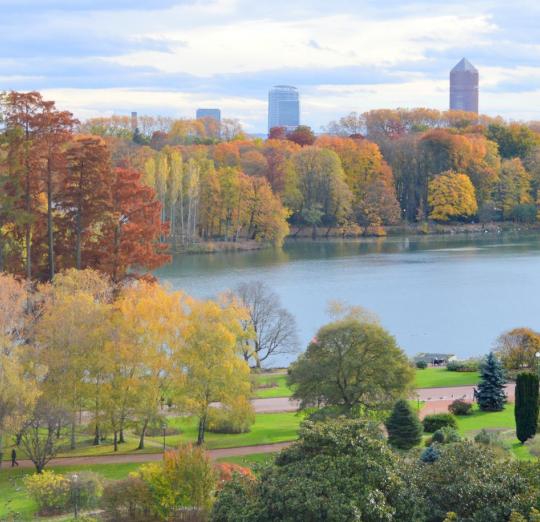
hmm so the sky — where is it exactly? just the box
[2,0,540,132]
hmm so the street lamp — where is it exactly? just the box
[162,423,167,452]
[71,473,79,519]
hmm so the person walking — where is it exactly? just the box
[11,449,18,467]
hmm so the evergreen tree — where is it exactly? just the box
[474,352,507,412]
[385,399,423,449]
[515,372,539,443]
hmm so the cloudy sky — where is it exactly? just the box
[2,0,540,132]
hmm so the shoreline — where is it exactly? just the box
[168,222,540,255]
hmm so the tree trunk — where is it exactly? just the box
[197,415,206,445]
[137,419,148,450]
[70,415,77,450]
[93,424,100,446]
[47,156,55,280]
[113,431,118,452]
[119,428,125,444]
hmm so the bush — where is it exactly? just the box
[448,399,473,416]
[474,429,503,447]
[101,476,154,522]
[421,445,441,463]
[447,359,479,372]
[215,463,255,490]
[66,472,103,511]
[207,399,255,434]
[416,360,428,369]
[25,470,70,515]
[422,414,457,433]
[431,427,461,444]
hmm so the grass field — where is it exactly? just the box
[149,412,302,449]
[414,367,480,388]
[252,373,292,398]
[252,368,481,398]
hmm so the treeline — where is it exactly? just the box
[4,91,540,282]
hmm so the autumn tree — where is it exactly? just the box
[60,135,112,270]
[494,328,540,370]
[0,274,38,466]
[496,158,532,220]
[233,281,298,367]
[292,147,352,237]
[428,171,477,222]
[287,125,316,146]
[95,167,170,282]
[172,297,252,445]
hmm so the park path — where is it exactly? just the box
[4,442,293,470]
[252,383,516,413]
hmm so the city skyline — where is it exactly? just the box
[2,1,540,131]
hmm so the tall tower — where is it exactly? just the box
[450,58,479,113]
[268,85,300,134]
[130,111,138,131]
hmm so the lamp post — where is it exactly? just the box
[162,423,167,452]
[72,473,79,519]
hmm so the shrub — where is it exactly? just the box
[474,429,503,447]
[421,445,441,463]
[25,470,70,515]
[416,360,428,369]
[66,472,103,511]
[215,463,255,490]
[422,414,457,433]
[447,359,479,372]
[448,399,473,416]
[207,399,255,434]
[431,427,461,444]
[101,476,154,521]
[134,445,217,520]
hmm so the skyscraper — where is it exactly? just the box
[268,85,299,133]
[196,108,221,124]
[450,58,479,113]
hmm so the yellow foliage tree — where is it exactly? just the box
[172,296,252,445]
[428,171,478,222]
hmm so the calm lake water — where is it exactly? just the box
[155,233,540,367]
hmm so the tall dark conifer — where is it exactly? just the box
[515,372,539,443]
[474,352,507,412]
[385,399,423,449]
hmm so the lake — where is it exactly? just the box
[155,232,540,367]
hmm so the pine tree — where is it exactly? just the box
[385,399,423,449]
[474,352,507,412]
[515,372,539,443]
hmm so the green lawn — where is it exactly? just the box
[0,462,141,521]
[148,412,302,450]
[217,452,278,467]
[414,367,480,388]
[252,373,293,398]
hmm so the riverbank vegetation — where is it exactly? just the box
[5,94,540,281]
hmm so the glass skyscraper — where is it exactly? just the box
[450,58,479,113]
[268,85,300,133]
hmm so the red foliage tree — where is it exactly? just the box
[95,167,170,282]
[287,125,316,146]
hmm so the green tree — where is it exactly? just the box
[515,372,539,444]
[386,399,423,449]
[288,317,413,414]
[211,418,424,522]
[474,352,507,412]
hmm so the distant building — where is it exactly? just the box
[196,108,221,123]
[268,85,300,134]
[450,58,479,113]
[414,353,457,366]
[130,111,138,131]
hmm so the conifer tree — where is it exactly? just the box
[474,352,507,412]
[385,399,423,449]
[515,372,539,443]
